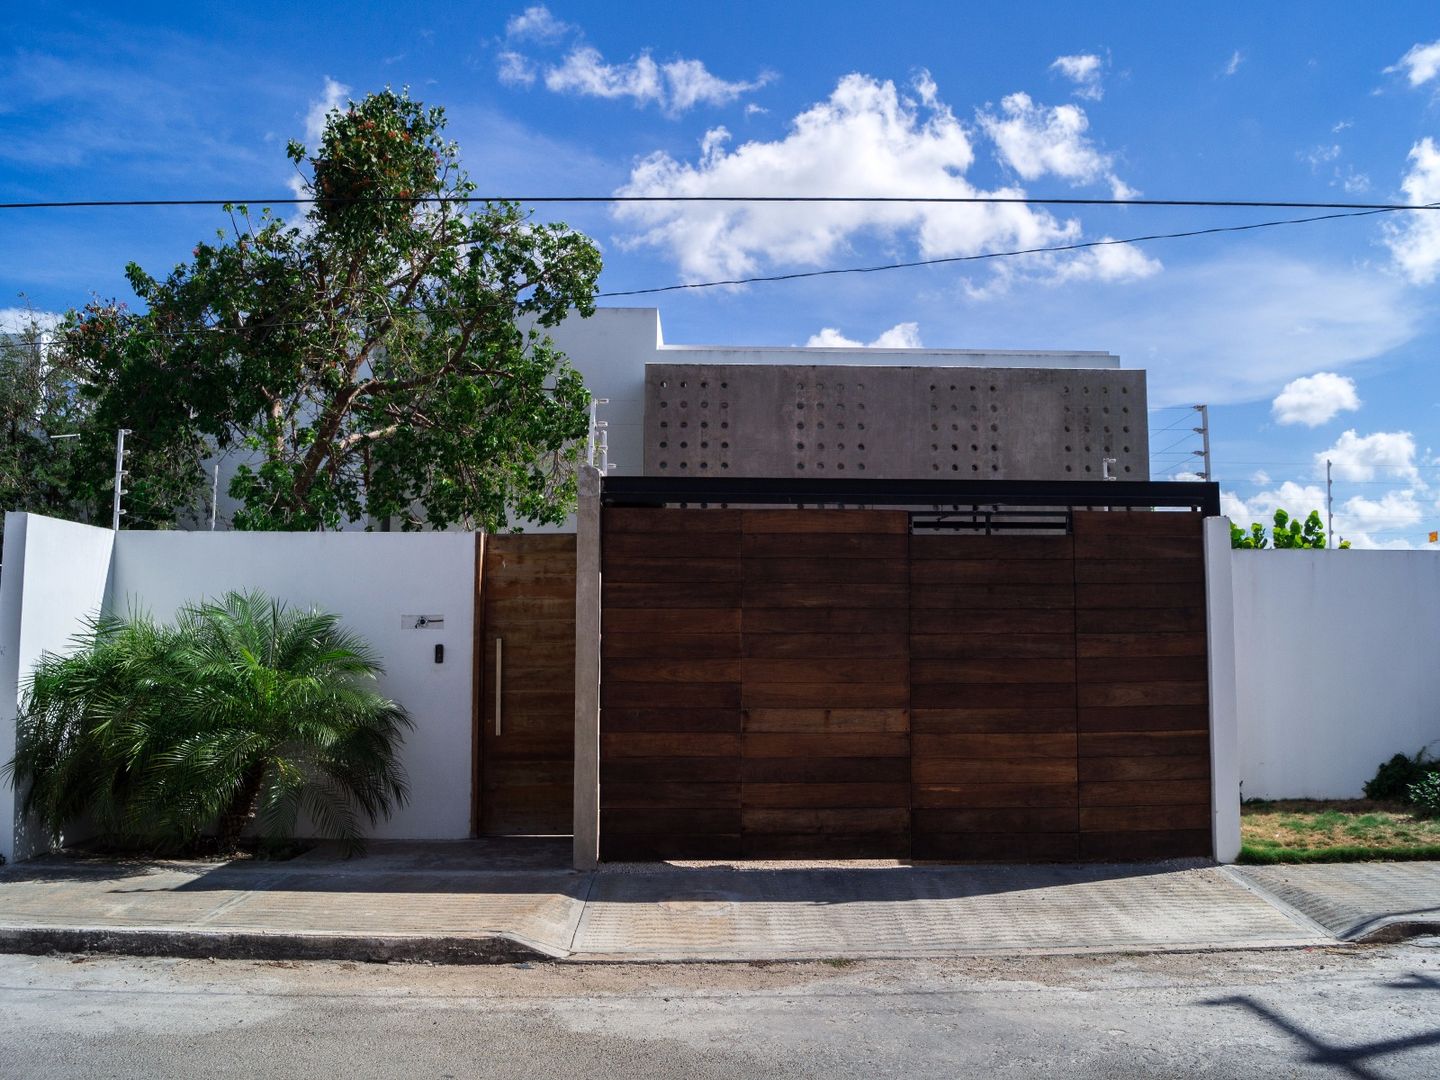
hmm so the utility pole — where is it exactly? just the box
[111,428,130,530]
[210,463,220,531]
[1192,405,1211,481]
[1326,458,1334,549]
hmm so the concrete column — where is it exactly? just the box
[1203,516,1241,863]
[0,513,29,865]
[572,466,602,870]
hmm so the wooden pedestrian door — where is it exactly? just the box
[598,507,1212,862]
[477,535,576,836]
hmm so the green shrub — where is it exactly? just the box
[1363,752,1438,802]
[1408,773,1440,817]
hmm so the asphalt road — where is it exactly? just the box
[1,942,1438,1079]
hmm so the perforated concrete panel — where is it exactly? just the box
[644,364,1149,481]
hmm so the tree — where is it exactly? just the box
[5,590,412,855]
[57,88,602,532]
[1230,508,1349,549]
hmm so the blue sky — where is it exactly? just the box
[5,1,1440,545]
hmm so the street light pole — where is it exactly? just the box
[111,428,130,530]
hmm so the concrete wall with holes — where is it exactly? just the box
[1231,548,1440,800]
[1,513,477,860]
[641,363,1148,481]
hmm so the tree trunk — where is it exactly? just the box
[216,761,267,853]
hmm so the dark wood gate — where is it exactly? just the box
[597,504,1212,862]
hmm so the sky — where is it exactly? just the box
[5,1,1440,546]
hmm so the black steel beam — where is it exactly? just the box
[599,476,1221,516]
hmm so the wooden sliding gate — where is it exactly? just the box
[598,507,1212,862]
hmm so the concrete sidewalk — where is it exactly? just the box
[3,840,1431,963]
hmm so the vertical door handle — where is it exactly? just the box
[494,637,503,735]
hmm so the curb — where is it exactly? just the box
[0,926,567,965]
[1344,918,1440,944]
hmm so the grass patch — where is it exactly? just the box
[1239,799,1440,864]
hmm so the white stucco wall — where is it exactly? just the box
[1233,549,1440,799]
[0,513,116,863]
[108,530,477,840]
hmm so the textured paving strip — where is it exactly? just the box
[571,863,1329,959]
[1227,862,1440,940]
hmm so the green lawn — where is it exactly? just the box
[1239,799,1440,864]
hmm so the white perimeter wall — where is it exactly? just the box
[1234,549,1440,799]
[2,516,476,859]
[0,513,115,862]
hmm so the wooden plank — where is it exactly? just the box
[1077,656,1209,683]
[744,708,909,734]
[1076,682,1208,709]
[604,507,741,533]
[914,807,1078,832]
[483,638,575,666]
[911,584,1075,610]
[742,510,909,534]
[742,583,909,609]
[1074,583,1205,610]
[741,757,910,783]
[742,807,909,834]
[601,757,741,783]
[910,658,1076,685]
[601,808,740,835]
[912,758,1078,785]
[745,608,909,635]
[744,633,909,659]
[485,577,577,601]
[1074,607,1207,634]
[1080,732,1210,758]
[601,708,742,733]
[600,682,742,709]
[603,633,741,660]
[912,732,1077,759]
[742,782,910,808]
[472,531,485,837]
[1078,830,1210,860]
[910,783,1077,808]
[1073,534,1204,561]
[483,596,577,625]
[1079,780,1211,806]
[913,832,1079,862]
[1074,559,1205,584]
[1080,804,1210,831]
[910,609,1076,635]
[603,658,742,684]
[910,682,1076,709]
[742,833,907,859]
[601,782,741,809]
[1072,511,1203,537]
[911,708,1077,734]
[1078,705,1210,733]
[742,533,909,559]
[1077,632,1207,658]
[910,634,1075,660]
[1078,755,1211,781]
[743,732,910,758]
[604,608,742,634]
[741,658,910,685]
[603,581,742,609]
[600,557,739,583]
[604,531,741,559]
[744,681,910,709]
[600,732,741,758]
[602,834,742,860]
[744,558,909,585]
[910,559,1075,585]
[910,535,1073,560]
[487,533,578,555]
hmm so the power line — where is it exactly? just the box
[4,194,1440,211]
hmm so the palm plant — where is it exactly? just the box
[5,590,412,855]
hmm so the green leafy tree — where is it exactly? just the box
[5,590,412,854]
[58,87,602,532]
[1230,508,1349,549]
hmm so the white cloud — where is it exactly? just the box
[978,92,1134,198]
[614,74,1154,285]
[497,51,537,87]
[505,5,572,42]
[1223,50,1243,77]
[543,45,770,114]
[1342,489,1423,532]
[1251,470,1271,485]
[1222,482,1328,527]
[805,322,923,348]
[1338,167,1370,194]
[304,77,350,142]
[1386,39,1440,87]
[1050,54,1104,100]
[1271,372,1361,427]
[1315,429,1418,483]
[1384,137,1440,284]
[1047,240,1162,283]
[1332,119,1353,133]
[1302,143,1341,169]
[0,307,61,335]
